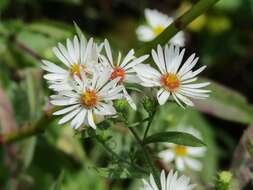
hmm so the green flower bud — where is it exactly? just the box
[215,171,232,190]
[114,99,129,112]
[143,96,157,115]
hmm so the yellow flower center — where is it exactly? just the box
[174,145,187,156]
[80,90,97,109]
[70,63,82,77]
[154,25,165,36]
[160,73,180,92]
[110,67,125,84]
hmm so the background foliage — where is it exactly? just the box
[0,0,253,190]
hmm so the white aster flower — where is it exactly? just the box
[134,44,210,108]
[141,170,195,190]
[158,127,206,172]
[100,39,149,110]
[136,8,185,46]
[42,33,100,91]
[50,69,123,129]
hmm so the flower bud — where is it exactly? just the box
[143,96,157,115]
[215,171,232,190]
[114,99,129,112]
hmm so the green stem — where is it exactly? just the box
[95,136,148,174]
[143,111,156,141]
[128,117,149,128]
[129,127,160,189]
[0,108,55,144]
[136,0,221,55]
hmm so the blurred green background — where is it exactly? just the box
[0,0,253,190]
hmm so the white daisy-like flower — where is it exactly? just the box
[141,170,195,190]
[42,32,100,92]
[134,44,210,108]
[50,69,123,129]
[100,39,149,110]
[136,8,185,46]
[158,127,206,172]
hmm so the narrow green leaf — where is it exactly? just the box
[195,80,253,124]
[143,131,206,147]
[20,136,37,169]
[91,166,143,179]
[50,170,65,190]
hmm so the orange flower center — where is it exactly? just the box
[80,90,97,109]
[154,25,164,36]
[174,145,187,156]
[110,67,125,84]
[70,64,82,77]
[160,73,180,92]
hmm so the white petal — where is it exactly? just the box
[160,170,166,190]
[174,93,194,107]
[120,49,135,68]
[134,64,161,78]
[158,150,175,163]
[175,157,185,171]
[87,110,96,129]
[44,73,66,81]
[70,109,86,129]
[58,107,81,125]
[41,60,68,74]
[157,89,170,105]
[136,25,155,41]
[187,147,206,157]
[104,39,113,66]
[52,46,71,67]
[152,48,166,73]
[185,157,203,171]
[53,104,80,115]
[123,87,136,110]
[123,54,149,71]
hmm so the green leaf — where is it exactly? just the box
[0,0,9,12]
[143,131,206,147]
[50,170,65,190]
[195,80,253,124]
[19,136,37,169]
[27,21,72,40]
[91,165,143,179]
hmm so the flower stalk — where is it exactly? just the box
[137,0,221,55]
[129,127,161,189]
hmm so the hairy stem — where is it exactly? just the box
[96,136,148,174]
[0,107,55,144]
[143,111,156,140]
[129,127,160,189]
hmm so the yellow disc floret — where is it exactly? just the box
[70,64,81,77]
[154,25,165,36]
[174,145,187,156]
[80,90,97,109]
[160,73,180,92]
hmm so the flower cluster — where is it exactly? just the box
[42,20,210,189]
[42,32,149,129]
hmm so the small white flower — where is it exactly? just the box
[136,8,185,46]
[134,44,210,108]
[100,39,149,110]
[141,170,195,190]
[42,32,101,91]
[158,127,206,172]
[50,69,123,129]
